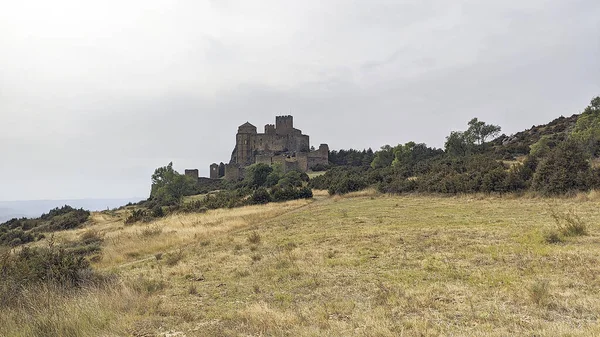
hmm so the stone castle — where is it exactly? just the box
[186,116,328,182]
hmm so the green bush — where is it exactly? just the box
[250,188,272,204]
[124,209,149,225]
[532,140,592,195]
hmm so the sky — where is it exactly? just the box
[1,0,599,201]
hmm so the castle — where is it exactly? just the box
[186,116,329,182]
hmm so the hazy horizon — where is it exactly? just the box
[1,0,599,201]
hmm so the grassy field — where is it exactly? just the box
[5,191,600,336]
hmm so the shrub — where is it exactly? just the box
[247,231,261,245]
[124,209,149,225]
[151,205,165,218]
[532,140,592,195]
[310,163,330,171]
[543,230,563,244]
[164,249,184,266]
[0,246,99,307]
[250,188,272,204]
[529,279,551,306]
[550,208,588,237]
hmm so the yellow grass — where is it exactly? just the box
[7,193,600,336]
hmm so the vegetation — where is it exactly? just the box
[314,96,600,197]
[0,205,90,247]
[11,191,598,336]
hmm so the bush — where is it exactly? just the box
[532,140,592,195]
[309,166,373,195]
[151,205,165,218]
[124,209,149,225]
[247,231,261,245]
[550,209,588,237]
[529,279,551,306]
[250,188,272,204]
[310,163,330,171]
[0,246,100,307]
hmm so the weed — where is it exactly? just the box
[133,276,167,295]
[529,279,551,306]
[139,225,163,238]
[247,231,261,245]
[550,208,588,237]
[164,249,184,266]
[251,253,262,262]
[543,230,563,244]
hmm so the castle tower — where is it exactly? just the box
[264,124,275,134]
[184,169,199,181]
[236,122,257,166]
[275,115,293,135]
[209,163,219,179]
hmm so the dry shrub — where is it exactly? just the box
[164,249,184,266]
[139,225,163,238]
[247,231,261,245]
[529,279,551,306]
[0,280,142,337]
[550,208,588,237]
[238,302,299,335]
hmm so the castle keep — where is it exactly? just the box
[204,116,328,181]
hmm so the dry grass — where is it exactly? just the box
[7,193,600,336]
[0,282,146,337]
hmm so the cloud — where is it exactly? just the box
[0,0,598,200]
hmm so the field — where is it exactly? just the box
[4,191,600,336]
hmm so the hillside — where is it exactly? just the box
[491,114,579,159]
[4,191,600,336]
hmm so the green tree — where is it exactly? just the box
[445,131,473,157]
[150,162,197,205]
[244,163,273,188]
[529,136,552,158]
[371,145,395,169]
[466,118,501,145]
[571,96,600,155]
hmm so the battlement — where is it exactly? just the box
[275,115,294,133]
[265,124,276,134]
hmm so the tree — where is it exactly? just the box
[371,145,395,169]
[466,118,501,145]
[244,163,273,188]
[150,162,197,205]
[571,96,600,155]
[445,131,473,157]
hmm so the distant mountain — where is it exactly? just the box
[0,198,144,222]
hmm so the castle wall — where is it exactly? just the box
[184,169,199,180]
[250,133,309,154]
[225,163,242,181]
[255,154,272,165]
[296,152,309,171]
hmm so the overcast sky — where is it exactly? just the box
[1,0,599,201]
